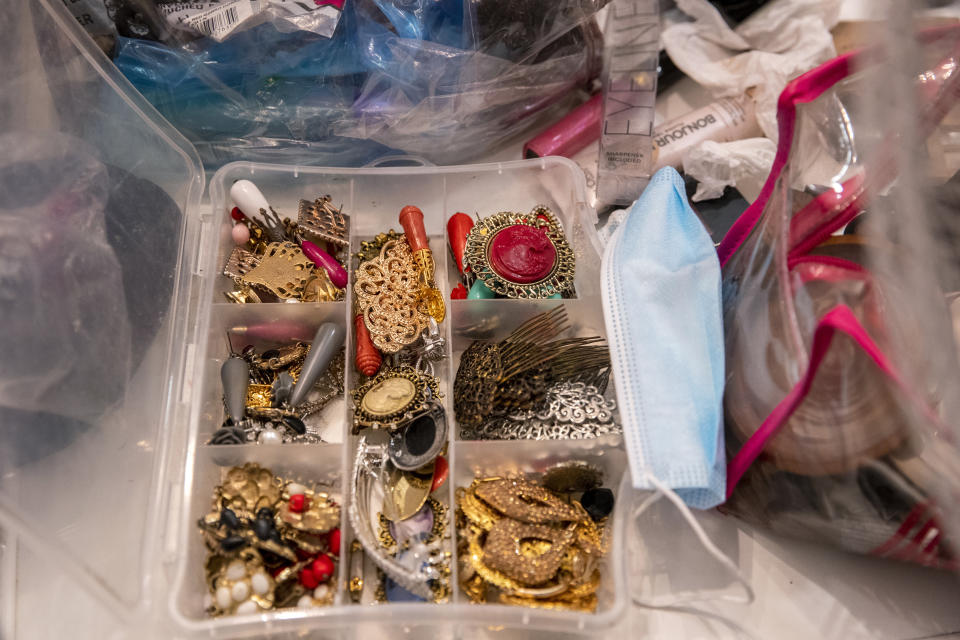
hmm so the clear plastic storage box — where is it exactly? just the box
[171,160,630,637]
[7,2,960,640]
[0,1,630,636]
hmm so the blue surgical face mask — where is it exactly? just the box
[601,166,726,509]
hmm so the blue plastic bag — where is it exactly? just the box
[112,0,604,166]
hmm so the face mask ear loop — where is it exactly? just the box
[631,472,755,609]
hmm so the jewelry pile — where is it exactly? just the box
[372,496,448,602]
[348,205,452,603]
[454,306,620,440]
[455,465,615,612]
[223,180,349,304]
[351,439,451,602]
[210,323,346,445]
[198,464,341,616]
[198,188,623,615]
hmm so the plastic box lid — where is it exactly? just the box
[0,0,204,635]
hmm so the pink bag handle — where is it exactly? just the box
[721,28,960,497]
[870,499,959,569]
[717,26,960,268]
[716,53,858,267]
[725,304,944,498]
[787,52,960,258]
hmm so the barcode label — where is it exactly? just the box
[161,0,340,40]
[184,1,254,41]
[195,6,238,36]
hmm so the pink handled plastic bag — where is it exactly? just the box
[718,24,960,569]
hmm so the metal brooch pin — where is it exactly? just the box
[462,205,576,299]
[463,381,621,441]
[354,237,431,353]
[297,196,350,249]
[351,365,442,434]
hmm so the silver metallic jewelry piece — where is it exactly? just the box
[463,382,621,441]
[387,398,447,470]
[534,381,617,424]
[389,319,447,372]
[242,420,326,444]
[348,438,448,600]
[418,318,446,363]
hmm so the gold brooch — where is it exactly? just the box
[462,206,576,299]
[222,247,264,304]
[351,366,441,433]
[297,196,349,249]
[241,241,314,300]
[474,478,585,523]
[278,487,340,553]
[218,463,283,512]
[354,238,430,353]
[223,246,261,281]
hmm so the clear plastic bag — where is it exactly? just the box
[110,0,604,167]
[718,24,960,569]
[0,0,191,474]
[0,133,132,422]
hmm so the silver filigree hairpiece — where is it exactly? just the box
[462,381,621,441]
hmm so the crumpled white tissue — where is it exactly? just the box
[664,0,841,141]
[663,0,841,198]
[682,137,778,201]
